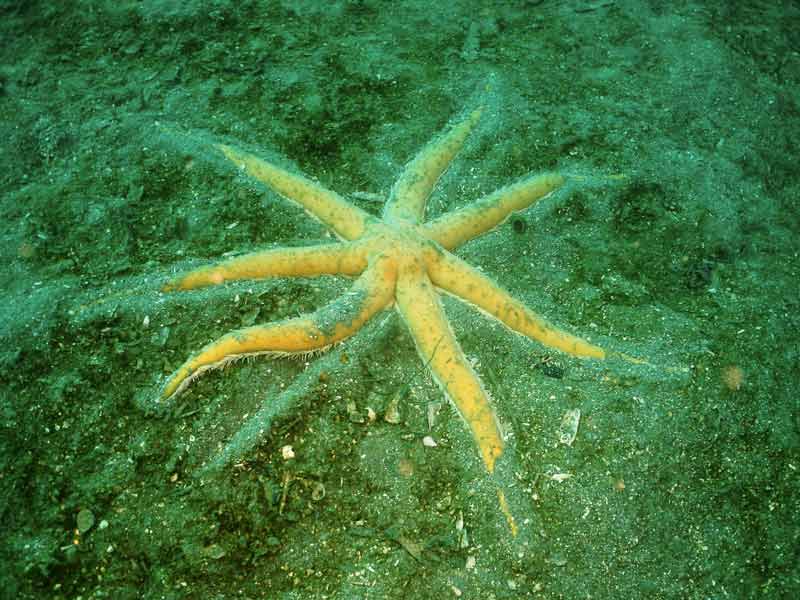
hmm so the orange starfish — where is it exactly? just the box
[159,108,607,531]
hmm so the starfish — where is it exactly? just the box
[159,108,608,532]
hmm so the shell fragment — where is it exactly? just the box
[558,408,581,446]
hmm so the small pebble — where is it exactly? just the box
[76,509,95,534]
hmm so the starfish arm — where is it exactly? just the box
[422,172,565,250]
[427,250,606,359]
[159,254,397,401]
[162,241,370,292]
[217,143,374,240]
[383,108,482,224]
[395,266,504,473]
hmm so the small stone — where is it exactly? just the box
[422,435,437,448]
[311,482,326,501]
[281,445,295,460]
[76,509,95,534]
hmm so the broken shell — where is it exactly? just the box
[280,445,295,460]
[383,393,402,424]
[398,457,415,477]
[346,400,364,423]
[558,408,581,446]
[311,482,326,501]
[422,435,437,448]
[397,535,422,561]
[458,527,469,549]
[204,543,227,560]
[426,401,442,430]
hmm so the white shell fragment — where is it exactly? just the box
[427,401,442,430]
[558,408,581,446]
[422,435,438,448]
[346,400,365,423]
[280,445,295,460]
[458,526,469,549]
[383,393,402,424]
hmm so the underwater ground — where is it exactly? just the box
[1,1,798,598]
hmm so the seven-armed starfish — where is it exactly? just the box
[159,108,607,531]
